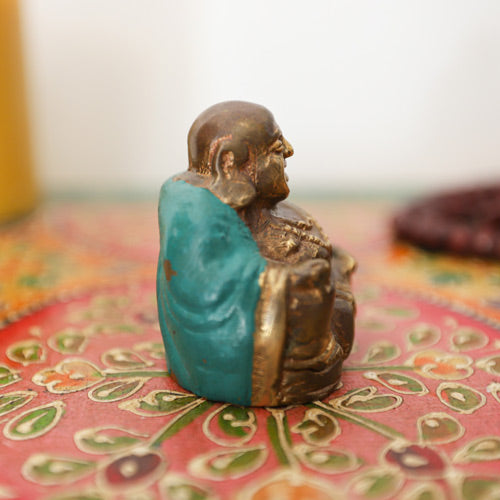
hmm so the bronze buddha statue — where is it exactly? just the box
[157,101,355,406]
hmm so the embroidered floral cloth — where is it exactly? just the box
[1,199,500,500]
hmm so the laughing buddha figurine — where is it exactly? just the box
[157,101,356,406]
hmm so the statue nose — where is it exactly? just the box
[283,138,294,158]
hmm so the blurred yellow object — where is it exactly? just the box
[0,0,37,223]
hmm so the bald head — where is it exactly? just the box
[188,101,279,175]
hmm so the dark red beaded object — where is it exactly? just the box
[394,185,500,259]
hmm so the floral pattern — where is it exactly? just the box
[408,349,474,380]
[33,359,105,393]
[1,200,500,500]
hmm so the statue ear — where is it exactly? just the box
[209,145,256,209]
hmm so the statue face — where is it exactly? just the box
[254,129,294,203]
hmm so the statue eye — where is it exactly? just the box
[270,139,284,153]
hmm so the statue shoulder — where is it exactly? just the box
[158,175,222,221]
[160,172,209,198]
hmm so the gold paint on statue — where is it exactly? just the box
[251,264,288,406]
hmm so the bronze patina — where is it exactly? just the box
[157,101,356,406]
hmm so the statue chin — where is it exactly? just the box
[258,182,290,205]
[276,183,290,201]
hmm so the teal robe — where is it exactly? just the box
[156,178,267,405]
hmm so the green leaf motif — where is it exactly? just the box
[202,405,256,446]
[461,476,500,500]
[88,378,147,402]
[437,382,486,414]
[101,348,152,370]
[160,474,217,500]
[218,405,255,439]
[22,454,96,486]
[6,340,45,365]
[406,323,441,351]
[454,437,500,463]
[294,444,360,474]
[451,327,488,352]
[417,412,464,444]
[335,386,402,413]
[4,401,65,440]
[74,426,146,454]
[163,485,212,500]
[0,391,36,417]
[188,446,267,480]
[266,413,293,466]
[364,371,428,395]
[291,408,340,446]
[363,341,401,364]
[402,482,445,500]
[0,364,20,388]
[48,329,88,354]
[118,390,198,417]
[151,401,213,447]
[349,467,404,499]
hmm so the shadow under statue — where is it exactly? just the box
[157,101,356,406]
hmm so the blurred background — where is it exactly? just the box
[5,0,500,204]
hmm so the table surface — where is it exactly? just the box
[1,198,500,500]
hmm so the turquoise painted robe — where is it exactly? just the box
[156,178,267,405]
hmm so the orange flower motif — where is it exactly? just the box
[250,481,331,500]
[33,358,105,393]
[407,349,473,380]
[241,472,340,500]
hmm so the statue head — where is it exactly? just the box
[188,101,294,208]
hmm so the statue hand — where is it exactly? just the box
[289,258,331,290]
